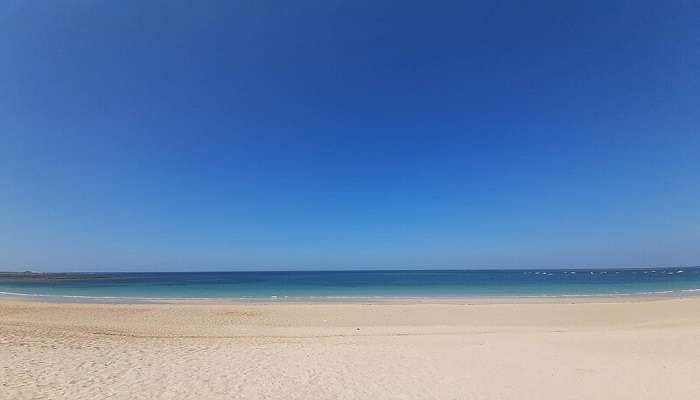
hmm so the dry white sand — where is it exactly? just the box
[2,297,700,399]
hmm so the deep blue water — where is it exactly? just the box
[1,268,700,301]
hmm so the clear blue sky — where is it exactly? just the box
[1,1,699,271]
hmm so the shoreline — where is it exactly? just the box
[2,288,700,305]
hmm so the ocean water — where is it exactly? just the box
[1,268,700,301]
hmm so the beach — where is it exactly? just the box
[2,297,700,399]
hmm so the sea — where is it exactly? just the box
[1,268,700,301]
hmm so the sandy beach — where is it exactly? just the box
[2,297,700,399]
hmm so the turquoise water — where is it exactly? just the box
[1,268,699,301]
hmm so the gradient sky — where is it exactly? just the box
[1,1,699,271]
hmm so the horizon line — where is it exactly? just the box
[3,265,699,274]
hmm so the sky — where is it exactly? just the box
[1,0,699,271]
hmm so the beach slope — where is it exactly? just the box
[2,297,700,399]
